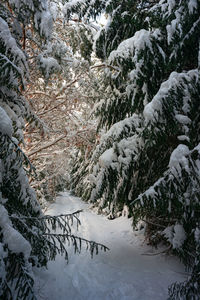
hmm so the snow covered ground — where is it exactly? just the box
[34,192,186,300]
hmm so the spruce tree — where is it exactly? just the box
[0,1,108,298]
[66,0,200,298]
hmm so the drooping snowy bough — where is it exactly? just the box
[68,1,200,298]
[0,1,108,299]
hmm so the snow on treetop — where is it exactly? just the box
[0,107,13,137]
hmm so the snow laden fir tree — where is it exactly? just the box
[0,1,108,299]
[68,0,200,299]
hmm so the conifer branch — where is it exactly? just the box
[6,135,37,176]
[90,64,120,72]
[43,233,109,258]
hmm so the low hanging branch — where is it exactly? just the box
[43,232,109,260]
[11,210,109,263]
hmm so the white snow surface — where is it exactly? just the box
[34,192,186,300]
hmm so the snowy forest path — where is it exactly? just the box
[34,192,186,300]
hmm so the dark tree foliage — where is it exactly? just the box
[0,1,108,299]
[67,1,200,298]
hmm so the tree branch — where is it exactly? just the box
[90,64,120,72]
[38,100,68,116]
[28,134,67,157]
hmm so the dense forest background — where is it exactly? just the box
[0,0,199,299]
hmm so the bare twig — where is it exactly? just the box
[28,134,67,157]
